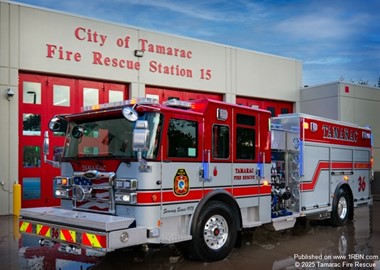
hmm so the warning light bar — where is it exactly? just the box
[163,99,192,109]
[82,97,159,111]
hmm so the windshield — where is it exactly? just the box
[63,112,162,159]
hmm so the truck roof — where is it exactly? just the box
[61,97,272,121]
[273,113,371,131]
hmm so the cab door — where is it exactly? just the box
[202,104,233,193]
[231,108,262,200]
[160,112,204,214]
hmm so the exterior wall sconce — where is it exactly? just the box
[6,88,14,101]
[134,50,144,58]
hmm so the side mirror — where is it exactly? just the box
[122,107,138,122]
[72,126,84,139]
[48,116,67,132]
[132,120,150,153]
[43,131,60,168]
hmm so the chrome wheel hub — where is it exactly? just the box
[203,215,228,250]
[337,196,348,219]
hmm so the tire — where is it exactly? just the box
[188,201,237,262]
[330,188,350,227]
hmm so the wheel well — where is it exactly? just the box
[190,190,242,235]
[334,183,354,220]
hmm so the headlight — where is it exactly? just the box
[55,188,70,198]
[115,192,137,204]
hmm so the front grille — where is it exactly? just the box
[72,171,115,214]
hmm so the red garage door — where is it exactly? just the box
[19,73,128,208]
[146,86,223,103]
[236,97,293,117]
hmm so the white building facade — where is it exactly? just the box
[1,0,302,215]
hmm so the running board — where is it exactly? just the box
[243,221,263,228]
[271,213,299,231]
[160,234,192,244]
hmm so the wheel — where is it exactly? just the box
[188,201,237,262]
[330,188,350,226]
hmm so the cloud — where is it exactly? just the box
[305,57,352,65]
[109,0,268,23]
[10,0,380,86]
[275,12,372,43]
[116,0,224,21]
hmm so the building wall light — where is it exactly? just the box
[6,88,14,101]
[134,50,144,57]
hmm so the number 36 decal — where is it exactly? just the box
[358,176,366,192]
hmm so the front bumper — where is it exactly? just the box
[19,207,147,253]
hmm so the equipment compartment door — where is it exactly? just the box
[352,149,371,201]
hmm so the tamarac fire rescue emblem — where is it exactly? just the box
[173,168,189,196]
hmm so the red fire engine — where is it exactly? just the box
[19,98,373,262]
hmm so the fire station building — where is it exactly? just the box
[0,1,378,215]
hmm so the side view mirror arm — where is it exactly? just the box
[43,131,61,168]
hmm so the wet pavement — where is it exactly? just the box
[1,201,379,270]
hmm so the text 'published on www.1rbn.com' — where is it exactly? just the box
[293,253,378,268]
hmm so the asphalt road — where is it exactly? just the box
[1,201,379,270]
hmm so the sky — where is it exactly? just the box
[11,0,380,87]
